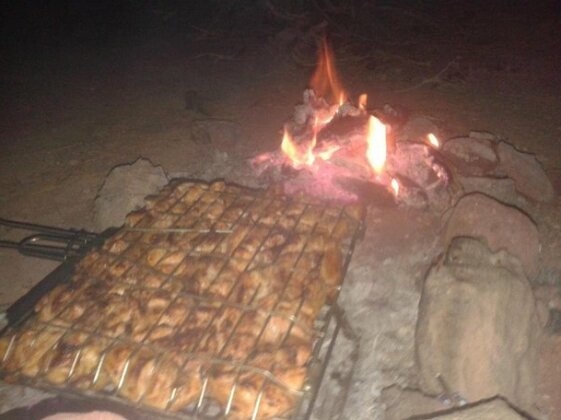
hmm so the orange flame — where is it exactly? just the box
[358,93,367,111]
[281,127,315,168]
[310,38,346,105]
[427,133,440,148]
[366,115,387,174]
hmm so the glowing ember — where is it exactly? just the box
[358,93,367,111]
[317,145,341,160]
[310,37,346,105]
[338,92,346,107]
[427,133,440,148]
[391,178,400,196]
[366,115,387,174]
[281,127,315,168]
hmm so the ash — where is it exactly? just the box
[312,208,442,420]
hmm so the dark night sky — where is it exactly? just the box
[1,1,227,54]
[1,1,559,75]
[2,1,559,48]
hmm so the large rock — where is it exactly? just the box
[397,115,441,143]
[94,158,168,231]
[381,386,447,420]
[443,193,540,279]
[497,141,555,202]
[456,176,522,206]
[416,237,540,412]
[536,335,561,418]
[442,136,498,177]
[422,398,528,419]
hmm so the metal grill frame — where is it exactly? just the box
[0,181,365,419]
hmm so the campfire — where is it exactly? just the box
[251,39,450,209]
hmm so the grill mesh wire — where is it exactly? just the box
[0,181,364,419]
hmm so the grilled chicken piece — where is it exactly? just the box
[203,262,244,299]
[92,343,134,391]
[233,311,313,349]
[70,336,112,389]
[232,226,269,261]
[2,326,64,377]
[175,256,229,292]
[257,205,284,229]
[118,347,159,402]
[233,264,327,320]
[320,242,344,297]
[35,285,73,322]
[43,331,90,384]
[137,352,202,410]
[209,346,309,419]
[103,232,130,254]
[124,209,146,227]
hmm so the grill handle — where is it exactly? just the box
[0,218,99,261]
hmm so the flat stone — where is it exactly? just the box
[94,158,168,231]
[442,136,498,176]
[416,238,540,412]
[422,398,528,419]
[536,335,561,418]
[546,167,561,196]
[443,193,540,279]
[382,386,447,420]
[497,141,556,202]
[381,103,410,126]
[533,285,561,332]
[534,285,561,313]
[456,175,522,206]
[397,115,441,143]
[469,130,496,141]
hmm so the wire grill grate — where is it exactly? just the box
[0,180,364,419]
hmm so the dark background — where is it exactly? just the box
[2,1,560,55]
